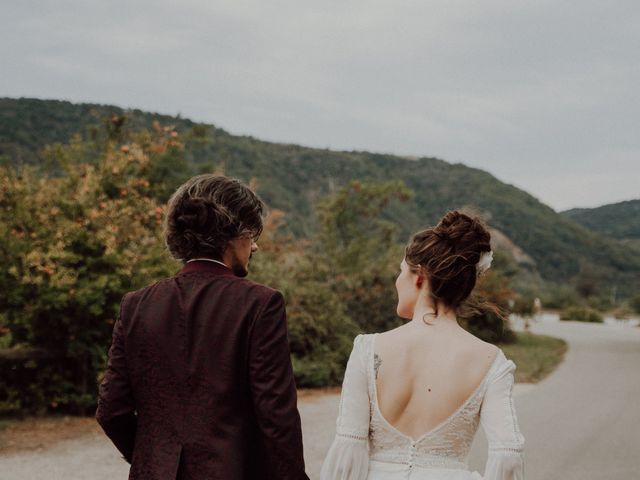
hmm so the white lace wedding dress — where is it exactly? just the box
[320,334,525,479]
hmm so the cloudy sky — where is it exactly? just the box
[2,0,638,211]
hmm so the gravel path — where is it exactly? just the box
[1,320,638,479]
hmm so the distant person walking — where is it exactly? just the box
[525,297,542,331]
[96,175,309,479]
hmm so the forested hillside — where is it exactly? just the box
[2,97,639,297]
[562,200,640,241]
[1,97,638,413]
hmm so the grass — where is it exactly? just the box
[0,419,13,432]
[499,331,568,384]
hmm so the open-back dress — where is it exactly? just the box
[320,334,525,480]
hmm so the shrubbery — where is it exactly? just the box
[560,306,603,323]
[0,125,182,414]
[460,269,517,344]
[251,180,412,386]
[249,211,359,387]
[630,295,640,314]
[0,121,518,413]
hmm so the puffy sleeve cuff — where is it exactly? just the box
[319,433,369,480]
[320,335,370,480]
[483,447,525,480]
[479,351,526,480]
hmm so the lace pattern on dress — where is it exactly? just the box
[336,432,369,441]
[320,333,525,480]
[363,333,503,467]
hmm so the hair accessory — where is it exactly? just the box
[477,250,493,275]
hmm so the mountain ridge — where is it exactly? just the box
[561,199,640,241]
[2,97,639,297]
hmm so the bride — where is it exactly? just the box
[320,211,525,479]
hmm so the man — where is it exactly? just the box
[96,175,309,479]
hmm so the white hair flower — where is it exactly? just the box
[477,250,493,275]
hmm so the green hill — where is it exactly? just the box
[562,200,640,241]
[2,97,639,297]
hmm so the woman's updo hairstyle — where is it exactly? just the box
[405,210,492,315]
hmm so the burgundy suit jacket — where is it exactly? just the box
[96,260,309,480]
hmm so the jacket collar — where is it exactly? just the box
[179,259,236,277]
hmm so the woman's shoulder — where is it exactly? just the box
[445,330,497,359]
[446,333,516,383]
[486,346,517,383]
[351,332,386,359]
[354,327,399,349]
[352,332,376,348]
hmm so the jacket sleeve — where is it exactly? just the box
[319,335,370,480]
[248,290,309,480]
[96,293,137,463]
[479,357,525,480]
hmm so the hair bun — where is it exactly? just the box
[404,210,495,313]
[434,210,490,254]
[438,210,467,228]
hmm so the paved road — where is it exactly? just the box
[1,320,638,479]
[472,320,640,480]
[304,320,640,479]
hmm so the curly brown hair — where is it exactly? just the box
[405,210,502,319]
[163,175,265,262]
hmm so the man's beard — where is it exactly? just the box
[231,253,251,278]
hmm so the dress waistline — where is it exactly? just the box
[370,452,468,470]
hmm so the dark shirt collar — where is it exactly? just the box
[179,259,236,276]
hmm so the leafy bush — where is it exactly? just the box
[610,306,632,320]
[629,294,640,314]
[313,180,412,333]
[466,266,518,344]
[585,295,614,312]
[540,283,582,309]
[560,306,603,323]
[0,129,182,414]
[250,180,413,385]
[250,211,358,387]
[0,128,523,413]
[459,310,517,344]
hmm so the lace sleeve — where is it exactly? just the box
[479,355,525,480]
[319,335,370,480]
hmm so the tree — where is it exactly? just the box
[250,210,358,387]
[312,180,414,332]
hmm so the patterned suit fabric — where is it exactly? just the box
[96,261,309,480]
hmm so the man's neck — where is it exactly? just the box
[186,258,229,268]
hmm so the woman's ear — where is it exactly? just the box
[416,276,423,288]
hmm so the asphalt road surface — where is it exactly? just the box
[470,319,640,480]
[1,320,638,479]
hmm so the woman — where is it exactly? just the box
[320,211,525,480]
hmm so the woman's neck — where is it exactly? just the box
[409,298,459,329]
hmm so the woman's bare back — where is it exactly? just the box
[374,323,499,440]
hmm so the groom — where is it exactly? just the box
[96,175,309,479]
